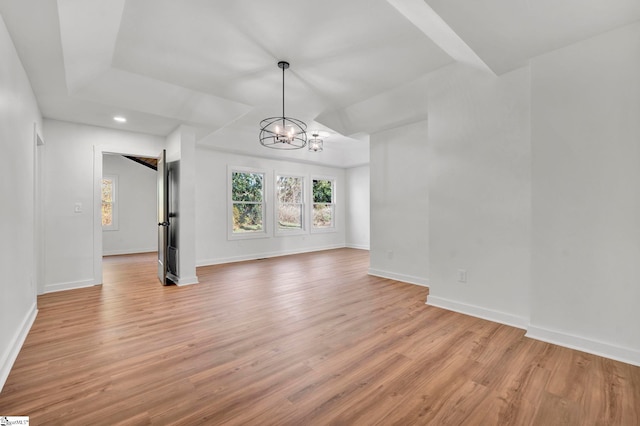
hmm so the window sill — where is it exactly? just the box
[275,229,307,237]
[310,227,337,234]
[228,231,270,241]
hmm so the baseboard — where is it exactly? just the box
[175,276,199,286]
[103,248,157,256]
[426,295,528,330]
[426,296,639,366]
[196,244,346,267]
[346,243,370,250]
[44,279,96,294]
[0,302,38,393]
[367,268,429,287]
[526,325,640,367]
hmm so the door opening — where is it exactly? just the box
[99,150,163,286]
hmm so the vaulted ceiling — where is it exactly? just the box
[1,0,639,167]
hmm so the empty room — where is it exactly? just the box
[1,0,639,424]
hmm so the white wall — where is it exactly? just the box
[43,119,165,292]
[528,22,640,364]
[367,24,640,365]
[366,64,532,325]
[43,120,349,290]
[345,165,370,250]
[425,64,532,328]
[102,153,157,255]
[0,14,41,391]
[195,148,347,265]
[369,120,429,286]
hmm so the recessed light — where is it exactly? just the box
[113,116,127,123]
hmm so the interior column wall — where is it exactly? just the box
[369,120,429,286]
[345,165,370,250]
[425,64,532,328]
[165,126,199,285]
[529,22,640,364]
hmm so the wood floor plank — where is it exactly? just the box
[0,248,639,425]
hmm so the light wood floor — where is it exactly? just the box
[1,249,638,425]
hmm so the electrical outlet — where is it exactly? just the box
[458,269,467,283]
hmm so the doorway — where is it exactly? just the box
[93,146,163,286]
[101,153,158,257]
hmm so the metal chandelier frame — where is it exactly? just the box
[259,61,307,150]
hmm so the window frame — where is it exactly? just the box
[102,174,119,231]
[310,176,336,233]
[228,166,269,240]
[274,172,306,236]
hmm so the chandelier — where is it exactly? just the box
[308,133,323,152]
[259,61,307,149]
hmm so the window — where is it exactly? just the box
[230,169,266,236]
[102,175,118,230]
[276,175,304,233]
[312,178,335,230]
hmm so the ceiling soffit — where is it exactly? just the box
[2,0,639,165]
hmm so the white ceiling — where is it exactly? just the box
[1,0,638,167]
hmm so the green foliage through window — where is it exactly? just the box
[312,179,334,228]
[232,172,264,233]
[312,179,332,203]
[232,172,263,202]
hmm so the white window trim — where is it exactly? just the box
[274,172,306,236]
[102,174,119,231]
[228,165,270,240]
[310,175,337,234]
